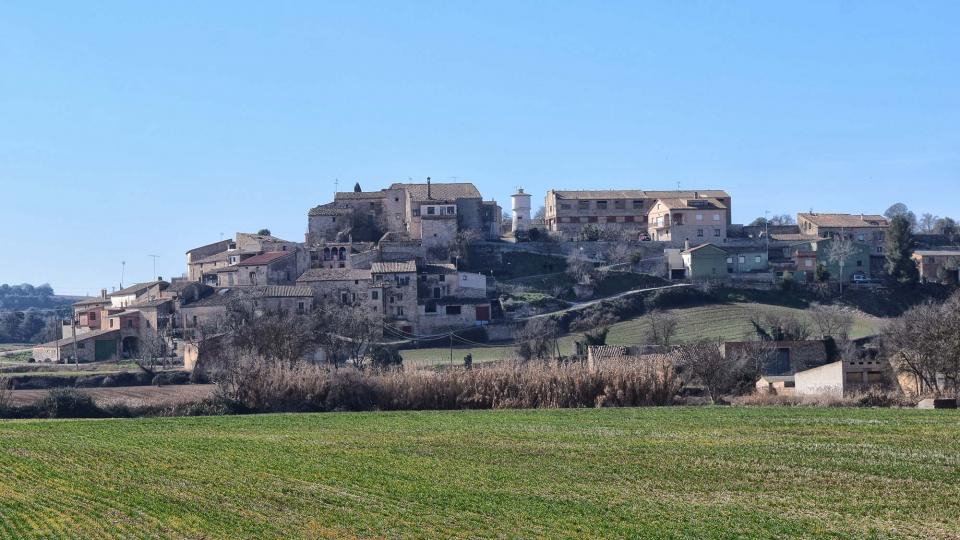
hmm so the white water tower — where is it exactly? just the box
[511,187,532,233]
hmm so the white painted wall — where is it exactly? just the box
[794,361,844,397]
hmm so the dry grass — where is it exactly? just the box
[218,358,683,413]
[7,384,216,407]
[733,389,918,408]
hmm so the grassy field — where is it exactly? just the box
[401,302,885,367]
[0,407,957,538]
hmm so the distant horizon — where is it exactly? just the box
[2,1,957,292]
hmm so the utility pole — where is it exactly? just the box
[71,318,78,366]
[121,261,126,289]
[148,255,160,280]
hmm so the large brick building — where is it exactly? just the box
[543,189,731,239]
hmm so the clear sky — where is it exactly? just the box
[1,1,957,294]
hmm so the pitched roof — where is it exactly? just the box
[308,203,355,217]
[74,297,109,307]
[798,213,888,228]
[259,285,314,298]
[185,239,232,255]
[552,189,729,200]
[371,260,417,273]
[770,233,817,242]
[111,280,167,297]
[334,191,386,200]
[207,265,239,274]
[131,297,174,308]
[915,250,960,257]
[420,263,456,274]
[296,268,372,282]
[36,328,120,348]
[654,197,727,210]
[389,182,481,201]
[682,243,726,254]
[237,251,294,266]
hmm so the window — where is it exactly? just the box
[632,200,643,209]
[856,260,863,267]
[433,287,441,298]
[606,216,617,223]
[447,206,455,214]
[696,213,703,221]
[754,256,762,263]
[713,214,720,221]
[738,256,746,264]
[439,274,445,282]
[89,313,96,320]
[614,200,625,209]
[857,234,865,241]
[126,320,134,329]
[596,201,608,210]
[341,293,349,303]
[396,293,403,301]
[560,203,571,210]
[714,229,721,237]
[445,305,462,315]
[412,208,420,217]
[297,301,305,313]
[726,257,733,264]
[578,201,589,210]
[588,216,598,223]
[697,229,704,237]
[192,316,197,326]
[371,290,379,300]
[427,206,435,215]
[624,216,634,223]
[425,301,437,313]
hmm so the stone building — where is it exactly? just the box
[647,196,728,246]
[912,250,960,284]
[179,286,314,331]
[544,189,731,239]
[305,179,501,251]
[796,213,889,255]
[236,251,305,287]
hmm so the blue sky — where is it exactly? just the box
[1,1,957,294]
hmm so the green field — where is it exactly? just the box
[0,407,957,538]
[401,302,885,367]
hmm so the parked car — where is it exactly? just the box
[851,272,870,284]
[638,232,651,241]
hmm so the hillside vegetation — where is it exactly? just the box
[0,408,957,539]
[400,301,883,367]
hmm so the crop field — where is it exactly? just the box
[401,302,884,367]
[0,407,957,539]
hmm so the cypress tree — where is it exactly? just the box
[884,215,919,287]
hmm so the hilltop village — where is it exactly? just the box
[32,178,959,397]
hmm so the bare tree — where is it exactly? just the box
[749,311,811,341]
[674,341,744,402]
[918,213,939,233]
[883,293,960,396]
[0,376,11,411]
[314,306,381,368]
[565,250,594,285]
[644,309,680,347]
[514,318,560,363]
[223,297,316,366]
[828,233,856,293]
[136,328,169,374]
[807,303,854,340]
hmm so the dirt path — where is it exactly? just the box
[7,384,216,407]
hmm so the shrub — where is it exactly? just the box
[213,358,683,413]
[37,388,102,418]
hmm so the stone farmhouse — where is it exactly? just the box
[912,250,960,284]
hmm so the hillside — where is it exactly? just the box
[0,408,956,539]
[400,301,884,368]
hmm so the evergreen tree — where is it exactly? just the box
[885,215,919,287]
[353,182,362,192]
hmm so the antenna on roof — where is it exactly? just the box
[120,261,125,289]
[148,255,160,281]
[334,178,339,197]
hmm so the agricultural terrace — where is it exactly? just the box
[0,407,957,539]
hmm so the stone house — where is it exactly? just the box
[372,260,419,333]
[186,239,233,281]
[543,189,731,239]
[723,247,769,274]
[797,213,889,255]
[236,251,305,287]
[912,250,960,283]
[32,328,122,363]
[179,286,314,331]
[647,196,728,246]
[296,268,383,314]
[109,280,169,309]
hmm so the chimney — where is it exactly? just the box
[427,177,432,199]
[100,288,107,299]
[694,191,699,199]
